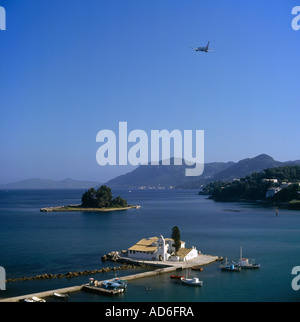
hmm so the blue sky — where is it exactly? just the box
[0,0,299,183]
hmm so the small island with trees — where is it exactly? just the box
[41,185,140,212]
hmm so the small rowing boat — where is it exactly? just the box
[191,267,203,271]
[53,292,69,299]
[170,275,184,279]
[31,296,46,302]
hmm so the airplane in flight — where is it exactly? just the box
[190,41,214,53]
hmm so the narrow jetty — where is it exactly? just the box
[0,254,219,302]
[82,285,124,296]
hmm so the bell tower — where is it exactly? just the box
[156,235,167,261]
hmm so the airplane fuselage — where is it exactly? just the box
[191,41,212,53]
[196,47,208,52]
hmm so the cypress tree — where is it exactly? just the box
[172,226,181,252]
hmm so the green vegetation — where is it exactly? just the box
[201,166,300,204]
[273,184,300,202]
[40,185,133,212]
[171,226,181,252]
[81,185,128,208]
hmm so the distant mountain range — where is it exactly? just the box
[106,154,300,189]
[2,154,300,190]
[0,178,100,190]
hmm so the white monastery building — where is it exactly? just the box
[128,235,199,262]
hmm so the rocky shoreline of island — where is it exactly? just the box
[40,204,140,212]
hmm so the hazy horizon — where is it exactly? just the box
[1,153,299,185]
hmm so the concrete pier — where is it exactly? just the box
[0,254,219,302]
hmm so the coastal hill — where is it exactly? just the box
[2,155,300,190]
[105,158,234,189]
[202,165,300,208]
[0,178,100,190]
[106,154,300,189]
[209,154,282,181]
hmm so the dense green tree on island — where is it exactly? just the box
[111,196,128,208]
[81,185,128,208]
[171,226,181,252]
[81,187,96,207]
[96,185,113,208]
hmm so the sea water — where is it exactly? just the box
[0,189,300,302]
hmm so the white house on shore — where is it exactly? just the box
[127,235,199,262]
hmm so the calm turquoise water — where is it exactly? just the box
[0,189,300,302]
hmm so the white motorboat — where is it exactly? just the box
[53,292,69,299]
[31,296,46,302]
[181,276,203,286]
[180,268,203,286]
[23,298,35,302]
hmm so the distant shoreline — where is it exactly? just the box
[40,204,140,212]
[200,194,300,210]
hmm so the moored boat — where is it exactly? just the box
[53,292,69,299]
[220,264,241,272]
[180,267,203,286]
[101,280,125,291]
[31,296,46,302]
[170,275,184,279]
[112,277,127,289]
[237,246,260,269]
[219,258,241,272]
[23,298,35,302]
[181,276,203,286]
[237,258,260,269]
[191,266,203,271]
